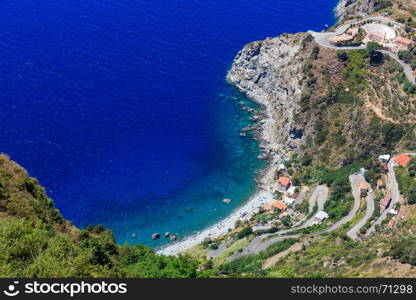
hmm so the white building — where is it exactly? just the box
[283,196,296,206]
[314,211,329,223]
[287,186,296,197]
[378,154,391,161]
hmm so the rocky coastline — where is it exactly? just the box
[157,33,310,255]
[157,0,370,256]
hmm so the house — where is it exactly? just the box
[314,211,329,223]
[262,204,272,212]
[378,154,391,161]
[287,186,296,197]
[283,196,296,206]
[276,163,287,177]
[363,32,386,44]
[359,182,370,197]
[380,194,392,211]
[392,37,413,51]
[329,33,355,45]
[359,182,370,190]
[253,223,272,232]
[278,176,291,191]
[389,208,399,215]
[387,217,396,229]
[377,179,385,189]
[359,168,367,175]
[272,201,288,211]
[393,154,411,167]
[328,27,359,46]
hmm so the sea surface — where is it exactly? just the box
[0,0,338,247]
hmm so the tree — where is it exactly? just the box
[367,42,384,66]
[337,51,349,62]
[311,46,320,60]
[237,226,253,239]
[408,188,416,204]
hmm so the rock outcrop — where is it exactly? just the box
[335,0,377,21]
[227,0,382,154]
[227,33,311,153]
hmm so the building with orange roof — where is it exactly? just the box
[262,204,272,212]
[392,37,413,51]
[393,153,411,167]
[380,194,392,211]
[272,201,288,211]
[359,182,370,197]
[278,176,291,190]
[387,217,396,229]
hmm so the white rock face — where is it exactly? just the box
[227,33,309,152]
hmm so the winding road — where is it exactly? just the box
[381,51,416,84]
[346,178,374,241]
[298,185,328,228]
[210,157,406,261]
[319,175,365,234]
[309,16,416,84]
[208,185,329,260]
[228,186,333,261]
[228,175,368,261]
[365,158,400,236]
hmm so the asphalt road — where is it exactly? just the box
[299,185,329,228]
[321,175,364,234]
[234,176,362,259]
[309,17,416,84]
[308,16,401,50]
[346,178,375,241]
[228,186,330,261]
[365,159,399,236]
[209,185,329,260]
[381,50,416,84]
[212,171,390,261]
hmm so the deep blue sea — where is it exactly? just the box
[0,0,337,247]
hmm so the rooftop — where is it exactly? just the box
[394,154,411,167]
[381,194,392,207]
[272,201,288,211]
[329,33,355,43]
[315,211,329,221]
[278,177,291,186]
[359,182,370,190]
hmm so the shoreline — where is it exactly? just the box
[157,90,284,256]
[157,0,346,257]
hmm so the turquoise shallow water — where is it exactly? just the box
[109,87,266,247]
[0,0,337,247]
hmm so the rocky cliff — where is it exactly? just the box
[226,0,388,157]
[335,0,377,20]
[227,33,312,153]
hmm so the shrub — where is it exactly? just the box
[237,226,253,239]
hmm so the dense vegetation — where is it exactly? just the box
[206,239,298,278]
[0,154,198,278]
[395,158,416,205]
[387,236,416,265]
